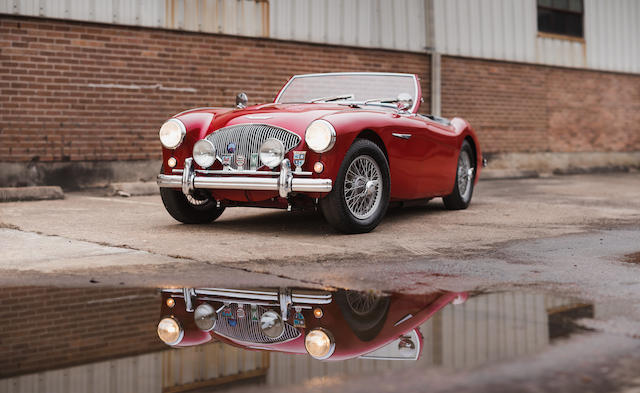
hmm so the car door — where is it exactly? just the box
[385,114,458,199]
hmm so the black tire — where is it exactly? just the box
[443,140,476,210]
[160,187,225,224]
[319,139,390,234]
[335,290,390,342]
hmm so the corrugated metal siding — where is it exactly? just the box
[2,0,638,74]
[268,0,428,52]
[433,0,640,73]
[0,0,429,52]
[0,0,269,37]
[585,0,639,74]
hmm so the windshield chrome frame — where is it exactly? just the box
[274,72,421,114]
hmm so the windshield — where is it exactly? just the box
[275,73,421,113]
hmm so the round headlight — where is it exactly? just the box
[194,303,217,331]
[304,328,335,359]
[259,138,285,169]
[259,310,284,339]
[157,317,183,345]
[193,139,216,168]
[305,120,336,153]
[159,119,186,149]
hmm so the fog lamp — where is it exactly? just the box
[159,119,186,149]
[259,138,285,169]
[193,139,216,168]
[167,157,177,168]
[157,317,183,345]
[304,328,335,359]
[194,303,216,331]
[313,162,324,174]
[259,310,284,339]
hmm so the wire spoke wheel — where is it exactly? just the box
[346,291,382,316]
[457,150,473,201]
[186,192,210,206]
[319,139,390,233]
[343,155,382,220]
[443,140,475,211]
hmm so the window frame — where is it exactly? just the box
[536,0,585,39]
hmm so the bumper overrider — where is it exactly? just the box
[157,157,332,198]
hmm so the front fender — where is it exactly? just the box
[310,111,396,184]
[161,110,229,175]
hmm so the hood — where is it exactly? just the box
[174,103,357,138]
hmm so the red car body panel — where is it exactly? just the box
[160,290,467,361]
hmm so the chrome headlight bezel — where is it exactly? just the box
[159,119,187,149]
[259,310,285,339]
[194,303,217,332]
[193,139,216,168]
[304,328,335,360]
[305,120,336,153]
[157,317,184,346]
[259,138,285,169]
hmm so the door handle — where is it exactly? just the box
[392,133,412,140]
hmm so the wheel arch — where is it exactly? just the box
[463,135,477,166]
[355,129,389,163]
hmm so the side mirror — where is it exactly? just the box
[236,92,248,109]
[397,93,413,112]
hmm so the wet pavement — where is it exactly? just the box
[1,173,640,392]
[1,283,619,393]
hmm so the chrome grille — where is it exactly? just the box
[206,124,301,170]
[214,304,300,344]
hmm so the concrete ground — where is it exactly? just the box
[1,173,640,392]
[1,173,638,287]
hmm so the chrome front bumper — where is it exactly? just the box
[157,158,332,198]
[165,287,332,320]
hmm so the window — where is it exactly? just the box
[537,0,584,38]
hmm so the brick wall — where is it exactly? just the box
[0,15,430,164]
[546,67,640,152]
[0,287,163,378]
[2,14,638,173]
[441,56,640,154]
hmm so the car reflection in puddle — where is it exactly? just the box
[0,286,593,393]
[158,288,468,361]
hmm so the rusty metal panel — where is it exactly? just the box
[2,0,269,37]
[161,0,270,36]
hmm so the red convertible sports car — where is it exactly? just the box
[157,72,483,233]
[157,287,467,361]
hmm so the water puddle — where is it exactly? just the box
[0,285,591,393]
